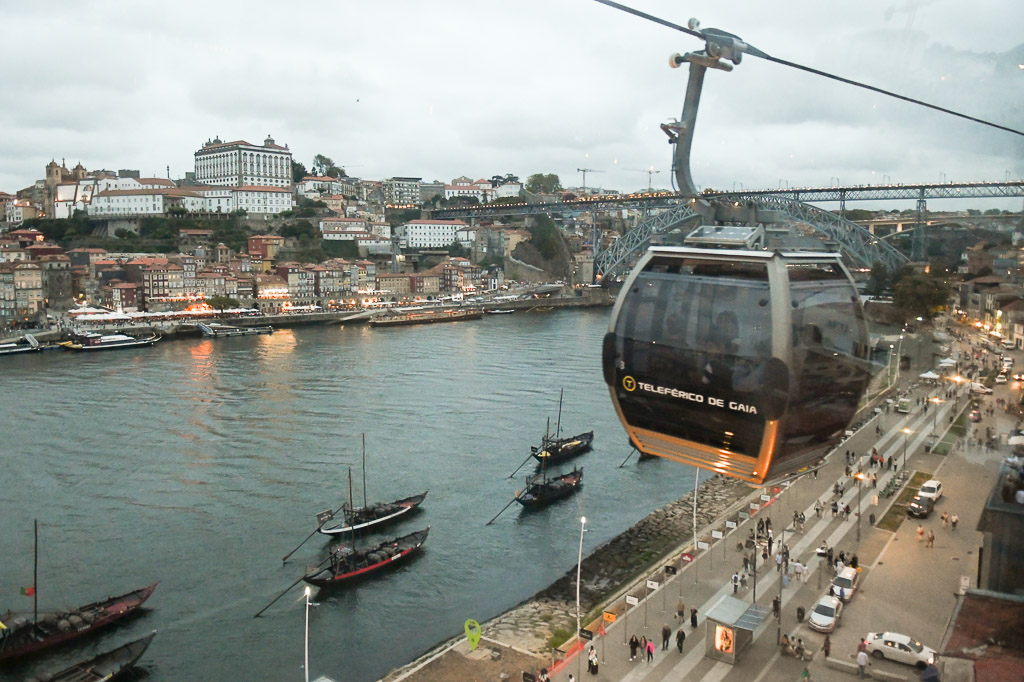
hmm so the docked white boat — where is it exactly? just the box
[58,332,161,351]
[197,322,274,338]
[0,334,42,355]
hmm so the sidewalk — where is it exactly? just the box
[547,385,976,682]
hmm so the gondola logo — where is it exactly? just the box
[465,619,481,650]
[623,376,636,392]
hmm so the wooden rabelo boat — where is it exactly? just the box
[531,431,594,466]
[26,631,156,682]
[515,467,583,509]
[318,491,428,536]
[0,584,158,663]
[302,528,429,588]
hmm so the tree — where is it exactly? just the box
[984,208,1002,216]
[448,240,468,258]
[865,262,891,296]
[207,295,241,312]
[311,154,346,178]
[893,273,950,320]
[525,173,562,194]
[292,161,308,183]
[279,220,317,240]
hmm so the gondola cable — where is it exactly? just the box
[594,0,1024,137]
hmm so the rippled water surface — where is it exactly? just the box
[0,309,697,681]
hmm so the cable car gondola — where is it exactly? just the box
[602,245,874,485]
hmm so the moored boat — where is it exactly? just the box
[485,309,516,315]
[318,492,428,536]
[25,631,156,682]
[58,332,160,351]
[0,334,42,355]
[532,431,594,466]
[515,467,583,509]
[197,322,274,337]
[0,584,158,663]
[369,308,482,327]
[302,528,429,587]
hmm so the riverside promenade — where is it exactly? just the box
[390,331,1004,682]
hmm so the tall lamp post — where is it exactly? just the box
[303,585,312,682]
[902,428,911,472]
[855,473,865,543]
[576,516,587,681]
[931,397,942,434]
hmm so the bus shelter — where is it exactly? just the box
[703,595,772,664]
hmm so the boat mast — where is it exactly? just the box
[347,467,353,514]
[555,388,564,440]
[33,519,38,625]
[361,433,367,509]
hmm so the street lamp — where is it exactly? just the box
[576,515,587,681]
[855,473,865,543]
[931,397,942,434]
[304,585,312,682]
[902,428,912,472]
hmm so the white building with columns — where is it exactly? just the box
[194,135,293,189]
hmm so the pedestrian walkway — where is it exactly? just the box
[548,388,964,682]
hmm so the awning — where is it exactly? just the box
[919,371,940,380]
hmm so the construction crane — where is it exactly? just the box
[576,168,604,195]
[625,167,662,192]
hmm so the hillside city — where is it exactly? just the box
[0,133,1020,332]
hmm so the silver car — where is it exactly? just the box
[807,595,842,633]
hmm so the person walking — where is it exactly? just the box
[629,634,639,661]
[646,638,655,663]
[588,646,599,676]
[831,500,839,518]
[662,624,671,650]
[676,598,685,621]
[814,500,822,518]
[857,649,869,678]
[675,625,686,653]
[951,513,959,530]
[822,634,831,659]
[640,636,648,660]
[941,511,949,528]
[926,529,935,548]
[732,571,740,593]
[772,595,780,619]
[690,607,698,629]
[917,524,925,542]
[775,552,783,573]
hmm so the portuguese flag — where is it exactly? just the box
[21,586,35,597]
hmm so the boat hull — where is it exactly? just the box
[58,334,161,351]
[0,583,158,663]
[369,309,482,327]
[515,468,583,509]
[318,492,428,536]
[302,528,429,588]
[531,431,594,466]
[33,631,156,682]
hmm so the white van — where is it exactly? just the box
[1002,339,1016,350]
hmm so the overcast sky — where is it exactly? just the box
[2,0,1022,210]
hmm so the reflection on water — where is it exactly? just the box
[0,310,696,682]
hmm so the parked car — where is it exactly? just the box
[831,567,860,603]
[1013,373,1024,381]
[808,595,843,633]
[865,632,936,669]
[970,383,993,394]
[907,494,935,518]
[996,374,1008,384]
[970,410,982,422]
[918,479,943,500]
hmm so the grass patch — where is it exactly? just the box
[877,506,908,532]
[548,625,573,650]
[541,613,553,623]
[875,471,932,532]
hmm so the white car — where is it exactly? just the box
[865,632,936,669]
[831,567,860,603]
[996,374,1008,384]
[918,479,943,500]
[970,383,993,394]
[807,595,843,633]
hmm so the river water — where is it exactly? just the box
[0,308,698,681]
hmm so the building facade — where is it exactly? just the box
[194,135,293,188]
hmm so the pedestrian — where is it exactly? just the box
[827,546,834,567]
[844,504,851,519]
[646,638,655,663]
[941,511,949,528]
[857,638,867,653]
[740,572,748,589]
[831,501,838,518]
[690,607,698,629]
[732,571,740,593]
[676,598,685,621]
[539,668,549,682]
[568,674,575,682]
[814,500,822,518]
[640,636,647,659]
[743,555,749,573]
[926,529,935,548]
[887,456,893,470]
[857,649,869,678]
[917,524,924,542]
[588,646,598,675]
[822,634,831,658]
[762,546,768,566]
[675,625,686,653]
[629,634,639,661]
[662,624,671,650]
[951,513,959,530]
[775,552,782,572]
[872,473,877,488]
[772,595,780,619]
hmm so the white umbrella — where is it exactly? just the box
[919,371,940,380]
[1008,435,1024,447]
[938,358,956,367]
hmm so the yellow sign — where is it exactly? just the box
[623,376,636,391]
[603,611,617,623]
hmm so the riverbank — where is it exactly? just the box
[383,473,755,681]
